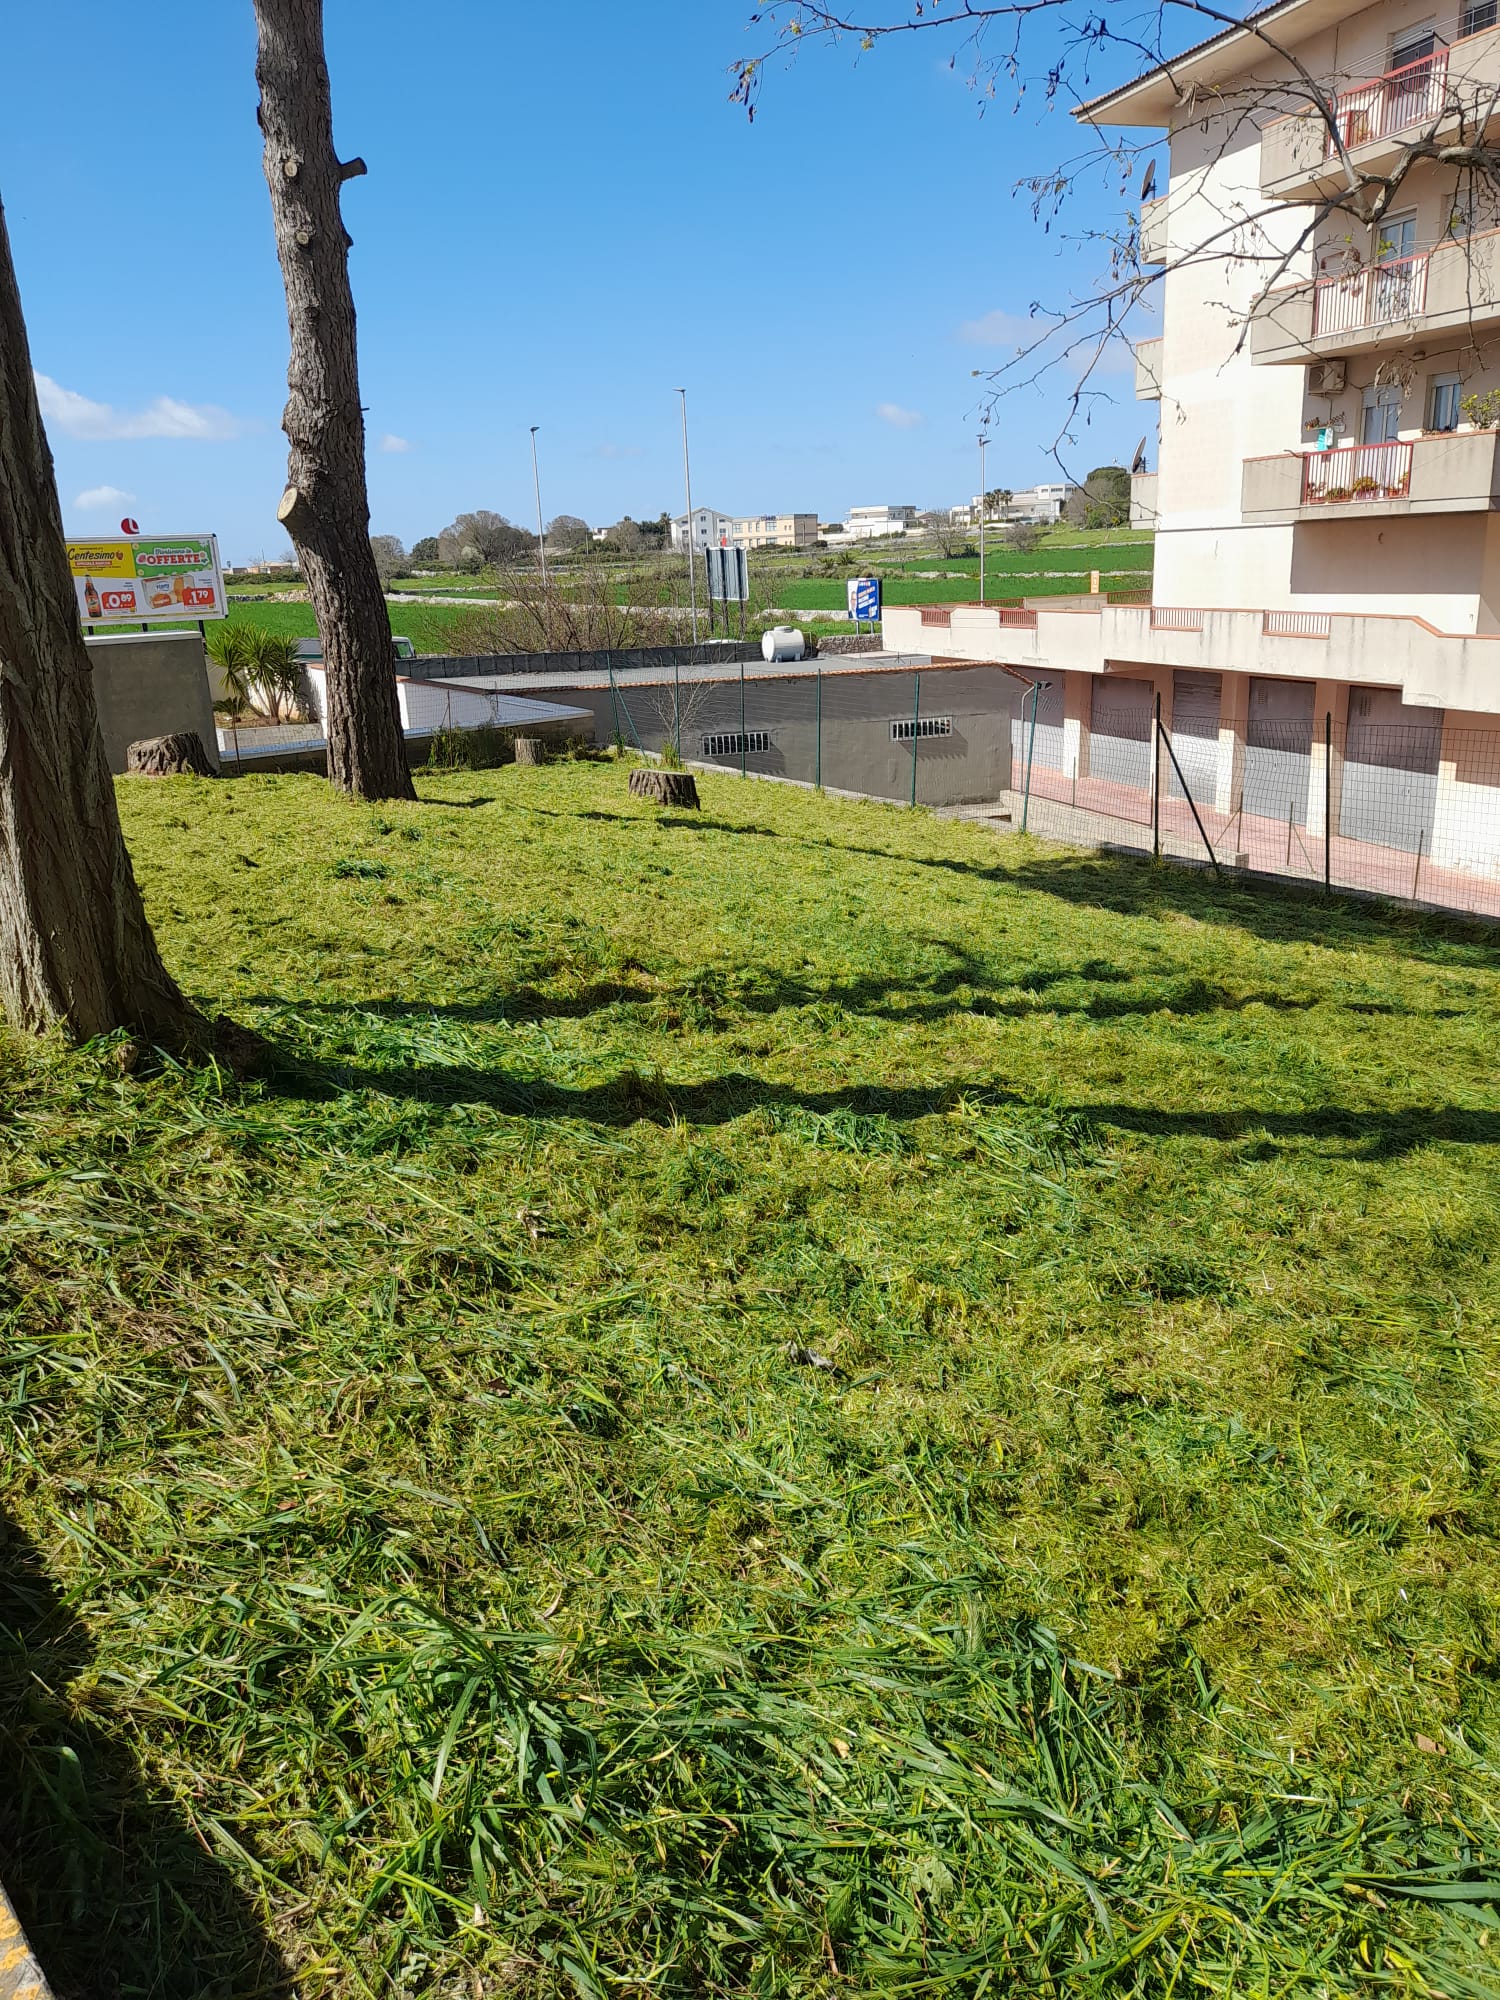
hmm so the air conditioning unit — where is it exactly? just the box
[1308,360,1347,395]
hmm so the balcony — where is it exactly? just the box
[1135,337,1162,400]
[1251,229,1500,364]
[1261,25,1500,203]
[1242,430,1500,522]
[1130,472,1159,526]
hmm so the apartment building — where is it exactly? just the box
[884,0,1500,885]
[728,513,819,550]
[671,509,819,551]
[669,508,733,553]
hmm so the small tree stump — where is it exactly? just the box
[126,732,217,778]
[513,735,548,767]
[629,768,700,809]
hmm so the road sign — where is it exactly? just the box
[848,576,882,623]
[66,533,227,625]
[705,544,749,603]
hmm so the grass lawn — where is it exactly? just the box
[3,764,1498,1996]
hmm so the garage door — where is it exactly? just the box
[1340,686,1442,854]
[1089,677,1155,793]
[1010,676,1065,777]
[1168,672,1221,805]
[1243,678,1314,826]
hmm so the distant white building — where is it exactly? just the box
[839,504,919,542]
[728,512,820,550]
[953,483,1078,527]
[670,508,733,552]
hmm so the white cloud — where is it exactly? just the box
[34,372,246,442]
[73,485,138,512]
[957,309,1039,350]
[877,402,924,430]
[380,433,412,453]
[594,442,644,460]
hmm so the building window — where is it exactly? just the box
[703,731,770,758]
[1461,0,1497,36]
[1362,383,1403,444]
[890,716,954,741]
[1429,374,1463,431]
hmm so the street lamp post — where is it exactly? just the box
[978,433,989,607]
[674,388,700,647]
[529,426,548,586]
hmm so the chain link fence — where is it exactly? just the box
[1003,679,1500,918]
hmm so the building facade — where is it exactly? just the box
[951,483,1079,526]
[839,505,919,541]
[885,0,1500,885]
[728,513,820,550]
[670,508,732,553]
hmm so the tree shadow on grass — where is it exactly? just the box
[253,1041,1500,1161]
[648,815,1500,968]
[0,1510,291,2000]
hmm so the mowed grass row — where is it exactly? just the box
[2,763,1499,1997]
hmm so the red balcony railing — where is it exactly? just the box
[1325,47,1449,156]
[1313,251,1429,335]
[1302,440,1413,504]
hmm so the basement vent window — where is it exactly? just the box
[702,731,770,758]
[890,716,954,741]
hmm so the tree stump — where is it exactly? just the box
[629,768,700,809]
[126,732,217,778]
[513,735,548,767]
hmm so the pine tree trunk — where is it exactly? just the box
[253,0,414,803]
[0,198,200,1043]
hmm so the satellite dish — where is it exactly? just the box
[1130,435,1149,475]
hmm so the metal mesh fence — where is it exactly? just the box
[1005,693,1500,919]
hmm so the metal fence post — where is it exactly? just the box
[609,662,622,748]
[910,672,921,808]
[1021,681,1041,834]
[815,669,822,789]
[740,657,747,778]
[1324,711,1333,894]
[1152,691,1162,859]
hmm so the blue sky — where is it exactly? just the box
[3,2,1154,563]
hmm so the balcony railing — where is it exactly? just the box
[1325,46,1449,156]
[1313,252,1429,336]
[1302,440,1414,505]
[1263,609,1333,637]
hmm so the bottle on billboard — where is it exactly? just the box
[84,577,101,618]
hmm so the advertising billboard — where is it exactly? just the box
[848,576,882,623]
[67,534,227,626]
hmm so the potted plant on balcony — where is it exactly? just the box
[1323,484,1353,502]
[1351,474,1380,496]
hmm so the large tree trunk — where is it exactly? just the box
[252,0,414,803]
[0,198,201,1043]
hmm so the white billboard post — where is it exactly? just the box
[67,533,228,635]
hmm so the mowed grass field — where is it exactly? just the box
[3,762,1499,1997]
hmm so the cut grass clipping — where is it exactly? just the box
[2,762,1499,1997]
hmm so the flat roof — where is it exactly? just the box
[1075,0,1355,127]
[427,652,937,696]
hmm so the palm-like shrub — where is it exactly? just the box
[205,624,306,723]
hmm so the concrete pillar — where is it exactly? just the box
[1216,671,1248,815]
[1062,672,1088,795]
[1305,679,1345,838]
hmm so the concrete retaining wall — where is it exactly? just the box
[85,632,219,774]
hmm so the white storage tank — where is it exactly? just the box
[761,626,806,664]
